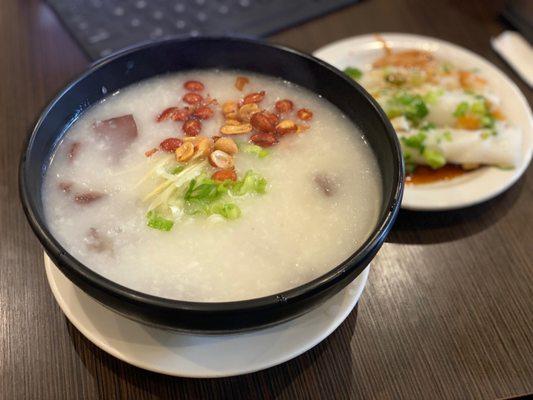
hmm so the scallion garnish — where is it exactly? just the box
[401,131,427,152]
[146,210,174,231]
[211,203,242,220]
[453,101,469,118]
[344,67,363,80]
[386,92,428,126]
[238,142,269,158]
[422,148,446,169]
[169,165,185,174]
[231,170,267,196]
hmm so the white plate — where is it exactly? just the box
[44,254,369,378]
[314,33,533,210]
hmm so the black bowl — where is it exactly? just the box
[20,37,403,333]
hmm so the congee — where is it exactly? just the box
[43,70,382,302]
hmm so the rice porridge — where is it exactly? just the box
[43,70,382,302]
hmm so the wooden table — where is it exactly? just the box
[1,0,531,398]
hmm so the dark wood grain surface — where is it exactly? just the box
[1,0,532,399]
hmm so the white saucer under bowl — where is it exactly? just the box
[44,254,369,378]
[314,33,533,211]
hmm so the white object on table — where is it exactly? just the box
[44,254,369,378]
[491,31,533,88]
[314,33,533,211]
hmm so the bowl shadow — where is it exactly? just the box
[387,176,525,245]
[65,305,360,399]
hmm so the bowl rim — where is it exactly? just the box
[19,35,404,313]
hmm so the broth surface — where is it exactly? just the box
[43,70,382,301]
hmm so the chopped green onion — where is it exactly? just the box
[344,67,363,80]
[422,148,446,169]
[211,203,242,220]
[481,115,495,128]
[231,170,267,196]
[453,102,469,118]
[420,122,436,131]
[401,132,427,152]
[144,163,268,228]
[238,142,269,158]
[452,96,495,129]
[189,183,219,200]
[182,171,266,219]
[386,92,428,126]
[146,210,174,231]
[169,165,185,175]
[184,177,228,202]
[470,100,487,115]
[442,131,453,142]
[422,90,443,105]
[183,178,196,200]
